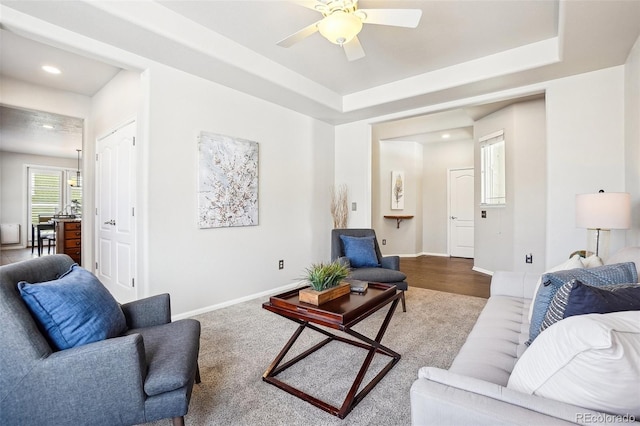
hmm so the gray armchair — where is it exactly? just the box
[331,228,408,311]
[0,254,201,426]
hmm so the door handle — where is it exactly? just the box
[450,216,458,220]
[104,220,116,225]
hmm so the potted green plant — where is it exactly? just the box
[299,261,351,305]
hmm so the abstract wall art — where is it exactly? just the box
[198,131,259,228]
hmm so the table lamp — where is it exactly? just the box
[575,190,631,258]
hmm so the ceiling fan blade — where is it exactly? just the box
[276,21,320,48]
[291,0,323,12]
[358,9,423,28]
[343,36,365,61]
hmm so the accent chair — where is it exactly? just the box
[0,254,201,426]
[331,228,408,311]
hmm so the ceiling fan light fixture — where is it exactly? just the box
[317,11,363,46]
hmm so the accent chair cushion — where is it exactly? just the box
[18,264,127,350]
[527,262,638,344]
[508,311,640,417]
[540,280,640,334]
[348,267,406,284]
[340,235,380,268]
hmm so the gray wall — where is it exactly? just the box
[474,99,547,273]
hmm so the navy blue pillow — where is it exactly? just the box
[540,280,640,334]
[340,235,380,268]
[564,281,640,318]
[528,262,638,343]
[18,264,127,350]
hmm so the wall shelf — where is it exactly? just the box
[384,215,414,229]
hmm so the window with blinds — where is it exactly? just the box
[479,130,506,205]
[29,168,63,224]
[28,167,83,227]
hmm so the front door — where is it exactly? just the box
[96,120,136,303]
[449,168,474,258]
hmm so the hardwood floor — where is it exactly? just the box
[401,255,491,299]
[2,249,491,298]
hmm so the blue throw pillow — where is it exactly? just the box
[340,235,380,268]
[528,262,638,344]
[540,280,640,334]
[18,264,127,350]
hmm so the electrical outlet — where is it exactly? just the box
[525,254,533,264]
[382,239,387,245]
[278,260,284,270]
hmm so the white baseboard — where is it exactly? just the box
[172,261,494,320]
[420,252,449,257]
[171,280,305,321]
[472,266,494,276]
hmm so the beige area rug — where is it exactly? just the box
[148,287,487,426]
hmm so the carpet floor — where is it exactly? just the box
[148,287,487,426]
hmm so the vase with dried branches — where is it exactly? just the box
[330,184,348,229]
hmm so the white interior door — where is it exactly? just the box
[96,120,137,303]
[449,168,475,258]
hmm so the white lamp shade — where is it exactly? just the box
[576,192,631,229]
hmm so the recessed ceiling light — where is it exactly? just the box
[442,133,451,139]
[42,124,54,129]
[42,65,61,74]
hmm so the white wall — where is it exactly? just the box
[376,141,423,256]
[474,106,517,272]
[422,139,474,255]
[335,122,371,227]
[546,67,626,264]
[474,100,547,273]
[0,77,91,119]
[144,65,335,315]
[88,69,142,281]
[625,35,640,246]
[370,138,474,258]
[512,100,547,271]
[336,66,628,271]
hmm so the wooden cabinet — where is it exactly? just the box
[55,220,81,265]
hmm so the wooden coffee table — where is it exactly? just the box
[262,282,401,419]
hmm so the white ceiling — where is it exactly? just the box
[0,105,84,158]
[0,0,639,153]
[156,0,558,96]
[0,29,121,97]
[0,28,119,158]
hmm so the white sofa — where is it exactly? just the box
[410,247,640,425]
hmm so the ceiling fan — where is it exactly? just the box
[277,0,422,61]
